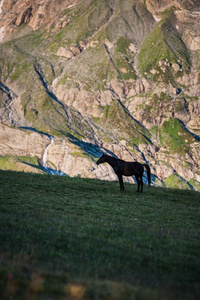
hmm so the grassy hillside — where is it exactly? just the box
[0,170,199,300]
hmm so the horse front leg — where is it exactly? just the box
[117,174,124,191]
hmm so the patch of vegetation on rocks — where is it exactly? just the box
[99,99,151,146]
[113,36,137,80]
[189,179,200,192]
[159,118,195,155]
[0,43,33,82]
[138,12,191,83]
[164,173,191,190]
[52,0,112,50]
[0,155,39,172]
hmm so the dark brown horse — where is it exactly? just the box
[96,154,151,192]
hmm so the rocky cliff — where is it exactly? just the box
[0,0,200,190]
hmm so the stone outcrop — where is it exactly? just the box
[0,0,82,41]
[0,123,49,158]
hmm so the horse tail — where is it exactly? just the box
[143,164,151,185]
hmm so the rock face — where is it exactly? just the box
[0,0,200,190]
[0,123,49,157]
[0,0,82,39]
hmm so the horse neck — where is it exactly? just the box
[106,156,117,169]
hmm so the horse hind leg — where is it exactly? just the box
[135,175,140,192]
[140,176,143,193]
[117,174,124,191]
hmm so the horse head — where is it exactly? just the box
[96,154,107,165]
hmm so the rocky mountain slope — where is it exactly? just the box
[0,0,200,190]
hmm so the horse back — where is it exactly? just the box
[120,161,143,176]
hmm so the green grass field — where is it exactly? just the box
[0,170,199,300]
